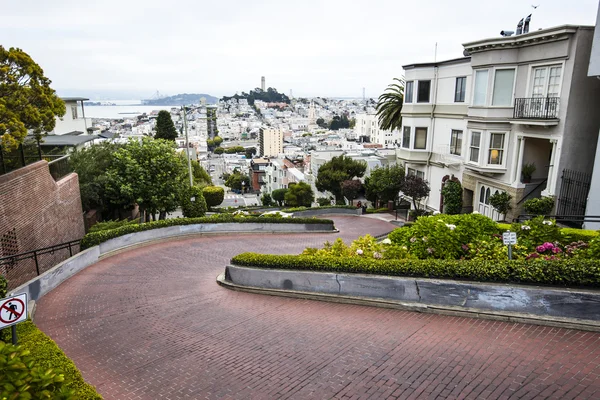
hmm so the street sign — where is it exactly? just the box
[0,293,28,329]
[502,231,517,245]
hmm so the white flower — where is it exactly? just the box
[356,249,364,255]
[542,220,553,226]
[473,211,480,215]
[433,211,441,215]
[381,238,392,245]
[521,225,531,230]
[402,246,408,250]
[445,224,457,231]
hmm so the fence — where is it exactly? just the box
[556,169,592,227]
[48,155,72,181]
[0,240,81,290]
[0,142,65,176]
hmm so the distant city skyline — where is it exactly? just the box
[2,0,599,99]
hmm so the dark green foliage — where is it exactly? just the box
[401,175,430,211]
[316,156,367,202]
[180,186,207,218]
[224,146,245,154]
[213,136,223,147]
[328,114,351,131]
[224,172,250,191]
[341,180,361,201]
[245,147,257,159]
[523,196,555,215]
[230,253,600,287]
[375,78,404,132]
[0,276,6,342]
[560,228,599,243]
[317,197,332,206]
[281,205,356,212]
[81,215,335,249]
[489,191,512,216]
[316,118,327,128]
[272,189,288,206]
[88,219,139,233]
[261,193,273,206]
[441,180,463,215]
[510,216,562,248]
[364,165,405,204]
[155,110,178,141]
[365,208,389,214]
[213,147,224,155]
[203,186,225,208]
[1,321,102,399]
[221,87,290,106]
[284,182,314,207]
[191,160,212,186]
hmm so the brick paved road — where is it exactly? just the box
[35,216,600,399]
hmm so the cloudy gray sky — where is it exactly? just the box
[2,0,598,99]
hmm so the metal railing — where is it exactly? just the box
[48,155,72,181]
[513,97,559,119]
[0,240,81,290]
[1,142,66,176]
[514,214,600,228]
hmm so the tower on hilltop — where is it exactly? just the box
[261,76,265,91]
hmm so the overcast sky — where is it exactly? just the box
[2,0,598,99]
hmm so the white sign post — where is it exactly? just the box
[0,293,28,345]
[502,231,517,260]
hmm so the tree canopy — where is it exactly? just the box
[221,87,290,106]
[316,155,367,201]
[341,180,362,201]
[203,186,225,208]
[284,182,314,207]
[364,165,405,205]
[271,188,288,206]
[224,171,250,191]
[376,78,404,132]
[329,114,350,131]
[155,110,178,141]
[401,175,430,211]
[0,46,65,150]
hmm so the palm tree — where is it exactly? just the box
[376,78,405,132]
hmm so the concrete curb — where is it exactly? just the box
[218,267,600,332]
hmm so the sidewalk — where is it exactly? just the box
[361,211,405,226]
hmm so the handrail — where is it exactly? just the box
[514,214,600,223]
[516,179,548,205]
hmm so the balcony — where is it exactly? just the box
[396,148,430,164]
[512,97,560,126]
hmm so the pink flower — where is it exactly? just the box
[526,252,540,260]
[552,247,562,254]
[536,245,546,253]
[543,242,554,251]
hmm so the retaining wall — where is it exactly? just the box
[292,208,361,217]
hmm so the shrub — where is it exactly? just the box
[366,208,389,214]
[441,180,462,215]
[180,185,207,218]
[282,205,356,213]
[88,219,138,233]
[560,228,599,244]
[489,192,512,217]
[81,215,335,249]
[272,189,288,206]
[510,216,562,250]
[523,196,555,216]
[0,276,6,342]
[317,197,331,207]
[230,253,600,287]
[261,193,273,207]
[203,186,225,208]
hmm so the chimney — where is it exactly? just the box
[516,18,524,35]
[523,14,532,34]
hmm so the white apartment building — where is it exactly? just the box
[51,97,92,135]
[259,127,283,157]
[355,113,400,147]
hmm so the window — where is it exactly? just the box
[414,127,427,149]
[488,133,505,165]
[407,168,425,179]
[405,81,414,103]
[454,77,466,102]
[402,126,411,149]
[450,130,463,155]
[473,70,489,105]
[417,80,430,103]
[469,131,481,163]
[71,105,78,119]
[492,69,515,106]
[531,65,562,98]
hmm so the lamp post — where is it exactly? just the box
[241,181,245,194]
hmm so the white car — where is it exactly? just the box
[259,211,292,218]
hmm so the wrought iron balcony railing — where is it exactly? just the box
[513,97,559,119]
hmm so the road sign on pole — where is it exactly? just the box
[0,293,28,329]
[502,231,517,260]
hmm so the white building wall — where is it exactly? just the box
[52,101,90,135]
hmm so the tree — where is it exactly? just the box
[401,175,430,211]
[213,136,223,147]
[364,165,405,205]
[224,172,250,191]
[376,78,404,132]
[341,180,362,201]
[207,139,215,148]
[214,147,224,155]
[329,114,350,131]
[272,188,288,206]
[316,155,367,202]
[316,118,327,129]
[490,191,513,217]
[155,110,178,141]
[0,46,66,150]
[191,160,212,186]
[245,147,257,159]
[106,138,187,221]
[180,185,207,218]
[284,182,314,207]
[441,180,463,215]
[261,193,273,206]
[203,186,225,209]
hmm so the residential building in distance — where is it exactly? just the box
[259,127,283,157]
[52,97,92,135]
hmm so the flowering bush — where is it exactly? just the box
[510,216,562,250]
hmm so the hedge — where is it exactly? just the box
[6,320,102,399]
[230,253,600,287]
[282,205,357,213]
[366,208,390,214]
[560,228,599,243]
[81,215,334,249]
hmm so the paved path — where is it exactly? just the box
[35,216,600,400]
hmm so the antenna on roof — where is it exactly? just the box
[434,42,437,62]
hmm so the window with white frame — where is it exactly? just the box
[450,130,463,156]
[492,69,516,106]
[405,81,414,103]
[402,126,410,149]
[454,77,466,102]
[417,81,431,103]
[71,105,78,119]
[414,127,427,150]
[473,70,489,106]
[407,168,425,179]
[531,65,562,98]
[469,131,481,163]
[488,133,505,165]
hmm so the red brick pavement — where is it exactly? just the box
[35,216,600,399]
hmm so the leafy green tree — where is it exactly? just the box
[284,182,314,207]
[490,192,513,216]
[245,147,257,159]
[106,138,187,220]
[225,172,250,191]
[213,136,223,147]
[203,186,225,208]
[261,193,273,206]
[401,175,430,211]
[316,155,367,202]
[364,165,405,205]
[207,139,215,148]
[329,114,350,131]
[272,188,288,206]
[441,180,463,215]
[180,185,207,218]
[376,78,404,131]
[316,118,327,128]
[155,110,178,141]
[191,160,212,186]
[214,147,224,155]
[0,46,66,150]
[341,179,362,201]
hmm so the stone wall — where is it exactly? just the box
[462,172,525,221]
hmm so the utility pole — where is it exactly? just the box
[182,106,193,186]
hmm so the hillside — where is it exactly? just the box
[142,93,218,105]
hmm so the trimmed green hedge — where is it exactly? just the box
[8,320,102,399]
[560,228,599,243]
[81,215,334,249]
[231,253,600,287]
[366,208,389,214]
[282,205,357,212]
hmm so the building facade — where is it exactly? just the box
[259,127,283,157]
